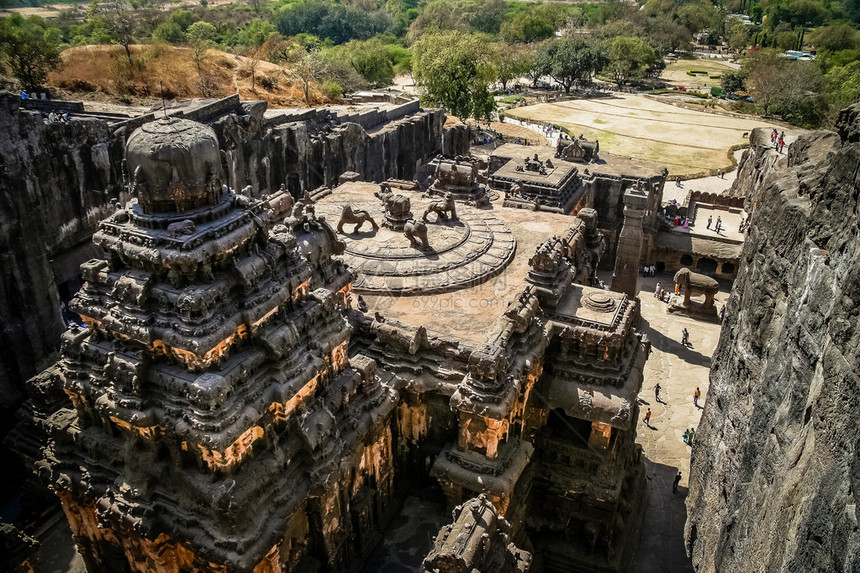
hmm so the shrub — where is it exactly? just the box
[322,80,342,100]
[261,75,278,90]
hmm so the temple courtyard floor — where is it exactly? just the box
[611,270,729,573]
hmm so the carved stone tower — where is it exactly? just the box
[38,118,398,572]
[610,185,648,298]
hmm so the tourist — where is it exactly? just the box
[655,282,662,298]
[681,327,689,346]
[689,428,696,443]
[715,216,722,234]
[21,90,29,99]
[655,382,662,402]
[717,168,722,178]
[48,112,56,123]
[720,305,726,323]
[676,176,682,187]
[673,471,682,493]
[771,128,778,145]
[682,428,690,444]
[644,408,652,426]
[675,283,681,295]
[707,215,712,229]
[694,386,701,407]
[778,137,785,153]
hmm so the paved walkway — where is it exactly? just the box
[598,271,729,573]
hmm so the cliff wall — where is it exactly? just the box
[685,107,860,572]
[0,95,124,409]
[0,94,458,408]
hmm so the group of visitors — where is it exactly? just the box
[654,282,681,303]
[682,427,696,445]
[706,215,723,234]
[771,129,786,153]
[738,216,749,233]
[642,265,657,276]
[47,111,70,123]
[21,90,48,100]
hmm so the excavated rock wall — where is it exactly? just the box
[685,107,860,572]
[0,94,456,408]
[0,95,124,409]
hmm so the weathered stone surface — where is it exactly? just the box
[685,115,860,571]
[0,93,125,409]
[0,94,450,405]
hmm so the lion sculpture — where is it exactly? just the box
[422,193,457,223]
[404,219,429,250]
[337,205,379,234]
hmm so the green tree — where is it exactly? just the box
[238,18,277,48]
[494,44,530,91]
[89,0,139,64]
[406,1,468,43]
[720,69,746,94]
[649,19,692,53]
[153,9,198,44]
[330,37,395,87]
[499,10,556,44]
[537,36,605,93]
[743,48,822,118]
[0,15,62,90]
[469,0,506,35]
[824,60,860,111]
[606,36,655,86]
[412,30,495,120]
[808,24,860,53]
[186,21,216,73]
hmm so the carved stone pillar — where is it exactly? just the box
[611,186,648,298]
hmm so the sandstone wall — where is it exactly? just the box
[685,107,860,572]
[0,94,454,408]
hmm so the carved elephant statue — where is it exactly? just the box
[167,219,196,238]
[673,267,719,309]
[404,219,429,250]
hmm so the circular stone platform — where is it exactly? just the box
[316,199,517,295]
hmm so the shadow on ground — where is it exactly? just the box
[633,458,695,573]
[640,316,713,369]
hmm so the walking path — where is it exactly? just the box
[597,270,729,573]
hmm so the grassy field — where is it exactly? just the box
[661,59,737,90]
[507,93,772,176]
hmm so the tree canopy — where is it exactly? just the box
[0,14,62,90]
[606,36,656,85]
[412,30,495,120]
[537,36,606,93]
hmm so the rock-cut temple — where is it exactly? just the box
[26,109,655,572]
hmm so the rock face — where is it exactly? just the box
[685,106,860,572]
[0,94,124,410]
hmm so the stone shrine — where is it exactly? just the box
[36,118,399,571]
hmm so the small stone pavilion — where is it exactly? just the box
[29,115,653,573]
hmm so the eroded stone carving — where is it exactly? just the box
[337,204,379,234]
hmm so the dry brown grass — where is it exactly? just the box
[48,44,328,108]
